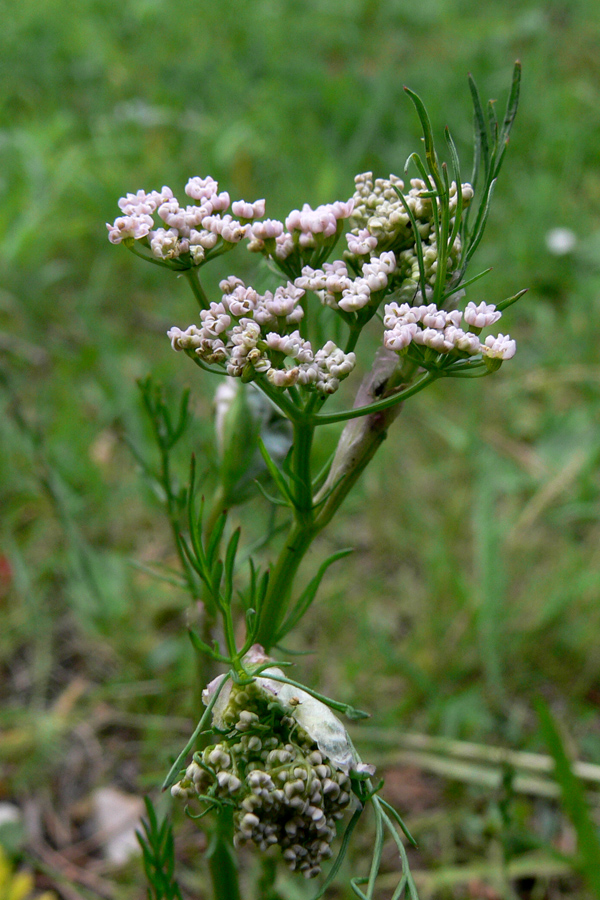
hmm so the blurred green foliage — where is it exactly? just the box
[1,0,600,896]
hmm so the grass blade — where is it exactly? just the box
[537,699,600,897]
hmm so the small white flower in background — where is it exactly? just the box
[545,227,577,256]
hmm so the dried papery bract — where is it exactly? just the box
[109,64,523,900]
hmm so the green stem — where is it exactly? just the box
[293,418,314,518]
[254,410,317,649]
[184,268,210,309]
[255,518,318,651]
[345,322,362,354]
[255,361,430,650]
[206,809,242,900]
[253,374,303,422]
[312,369,438,426]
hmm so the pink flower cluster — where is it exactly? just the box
[295,252,396,313]
[106,177,265,265]
[167,278,356,393]
[383,300,515,360]
[247,200,354,261]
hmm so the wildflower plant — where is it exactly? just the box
[110,65,523,899]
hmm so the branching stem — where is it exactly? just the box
[184,268,210,309]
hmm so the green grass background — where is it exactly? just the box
[1,0,600,896]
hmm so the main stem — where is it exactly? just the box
[255,416,317,649]
[255,359,419,651]
[255,518,318,650]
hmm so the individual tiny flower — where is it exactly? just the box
[106,213,154,244]
[185,175,219,201]
[383,301,422,327]
[413,327,454,352]
[286,203,337,238]
[445,326,482,355]
[265,331,312,363]
[222,284,260,318]
[250,219,284,240]
[203,214,248,243]
[220,275,245,294]
[232,199,266,219]
[360,252,396,292]
[264,283,305,319]
[421,304,448,329]
[267,367,301,387]
[482,333,516,360]
[274,232,295,259]
[190,228,219,250]
[167,325,202,351]
[200,302,231,337]
[150,227,188,259]
[339,278,371,312]
[118,186,173,216]
[383,323,418,351]
[464,301,501,329]
[331,198,355,219]
[446,309,463,328]
[323,261,352,294]
[295,266,327,292]
[314,342,356,393]
[209,191,232,213]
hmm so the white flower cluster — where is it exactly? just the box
[247,200,354,262]
[107,176,265,265]
[383,299,516,360]
[295,252,396,313]
[171,677,354,879]
[346,172,474,287]
[167,277,356,392]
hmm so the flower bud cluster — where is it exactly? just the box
[346,172,474,287]
[383,299,515,360]
[296,252,396,313]
[171,679,354,879]
[167,278,356,392]
[107,177,265,265]
[247,200,354,267]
